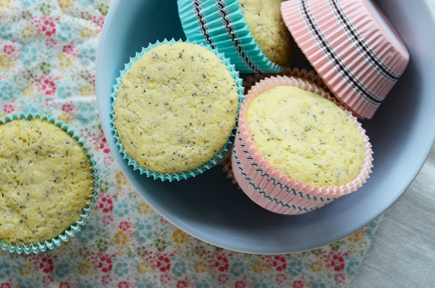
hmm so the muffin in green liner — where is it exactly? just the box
[178,0,293,73]
[0,113,99,254]
[110,39,244,182]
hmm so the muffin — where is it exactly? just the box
[239,0,293,66]
[232,76,373,215]
[112,40,243,181]
[246,85,364,188]
[0,114,98,253]
[178,0,293,73]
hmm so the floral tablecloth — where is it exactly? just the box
[0,0,382,287]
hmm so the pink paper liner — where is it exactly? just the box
[281,0,409,119]
[232,76,373,215]
[243,67,330,95]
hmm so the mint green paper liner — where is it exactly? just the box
[110,38,244,182]
[178,0,288,73]
[0,113,99,254]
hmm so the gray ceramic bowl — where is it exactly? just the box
[96,0,435,254]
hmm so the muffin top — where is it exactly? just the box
[0,118,94,245]
[114,42,239,174]
[246,86,364,187]
[239,0,293,66]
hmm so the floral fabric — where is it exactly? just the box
[0,1,382,287]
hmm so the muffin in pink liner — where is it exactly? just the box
[231,76,373,215]
[281,0,409,119]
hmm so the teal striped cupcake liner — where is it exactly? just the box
[110,38,244,182]
[178,0,288,73]
[0,113,99,254]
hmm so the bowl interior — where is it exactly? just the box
[96,0,435,253]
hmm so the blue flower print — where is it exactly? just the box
[77,104,96,124]
[78,46,96,65]
[115,202,129,218]
[76,223,96,243]
[346,260,360,276]
[19,0,37,7]
[58,22,73,42]
[195,284,211,288]
[114,262,128,277]
[0,263,10,279]
[55,262,70,278]
[171,261,187,277]
[57,85,72,99]
[22,105,39,114]
[311,283,327,288]
[20,46,38,66]
[230,261,245,277]
[134,222,153,243]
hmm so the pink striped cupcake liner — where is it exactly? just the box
[281,0,409,119]
[232,76,373,215]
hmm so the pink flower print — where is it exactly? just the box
[45,38,57,48]
[119,221,132,232]
[62,104,73,113]
[42,276,54,285]
[59,283,71,288]
[217,274,230,284]
[0,284,12,288]
[293,280,304,288]
[62,44,74,55]
[39,17,56,37]
[102,275,112,285]
[33,75,58,95]
[3,45,15,55]
[160,274,171,285]
[321,250,348,272]
[90,15,106,30]
[90,132,110,154]
[276,273,287,284]
[45,98,55,107]
[334,273,346,284]
[264,255,287,272]
[118,282,130,288]
[146,251,174,273]
[177,281,188,288]
[98,194,114,214]
[90,252,114,274]
[3,104,14,114]
[39,256,54,273]
[235,281,247,288]
[102,215,114,225]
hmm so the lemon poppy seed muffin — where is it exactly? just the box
[246,86,364,188]
[114,43,239,174]
[239,0,293,66]
[0,118,94,245]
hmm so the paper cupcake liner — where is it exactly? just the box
[242,67,330,95]
[232,76,373,215]
[110,38,244,182]
[0,113,99,254]
[222,158,240,188]
[178,0,288,73]
[281,0,409,119]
